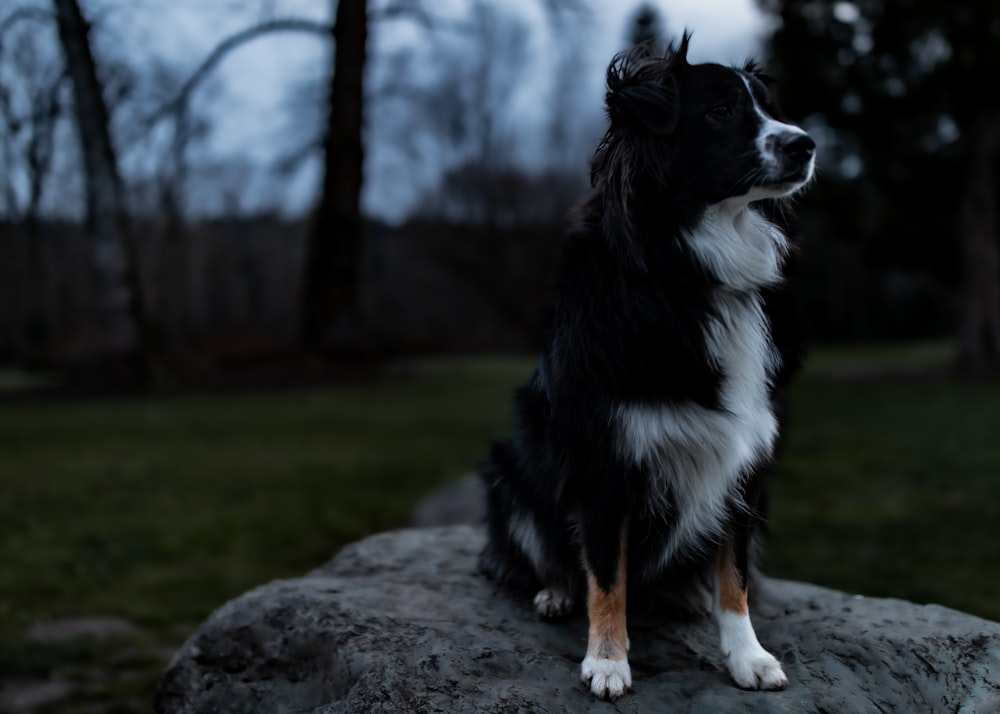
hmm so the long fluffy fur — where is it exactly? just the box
[478,33,815,694]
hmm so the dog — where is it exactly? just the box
[477,33,816,700]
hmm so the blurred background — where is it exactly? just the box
[1,0,998,711]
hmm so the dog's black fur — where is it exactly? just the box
[478,34,815,696]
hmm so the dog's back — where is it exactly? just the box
[479,34,815,698]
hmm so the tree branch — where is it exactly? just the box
[148,18,332,127]
[0,7,54,44]
[372,2,472,33]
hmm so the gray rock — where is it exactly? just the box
[155,526,1000,714]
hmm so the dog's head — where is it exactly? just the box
[592,34,815,265]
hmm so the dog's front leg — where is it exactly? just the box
[580,525,630,699]
[714,537,787,690]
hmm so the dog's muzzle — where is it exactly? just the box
[777,133,816,164]
[774,132,816,183]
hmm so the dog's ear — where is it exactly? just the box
[742,57,787,118]
[742,58,776,87]
[595,32,694,274]
[605,32,690,135]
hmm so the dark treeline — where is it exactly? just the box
[762,0,1000,370]
[0,207,563,366]
[0,0,998,385]
[0,0,593,386]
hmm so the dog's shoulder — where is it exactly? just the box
[543,216,723,410]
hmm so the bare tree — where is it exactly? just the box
[52,0,150,377]
[116,15,331,355]
[123,0,586,359]
[298,0,587,358]
[298,0,367,357]
[0,7,70,362]
[394,1,593,344]
[0,9,57,221]
[956,109,1000,371]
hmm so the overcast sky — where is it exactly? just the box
[364,0,772,221]
[8,0,773,221]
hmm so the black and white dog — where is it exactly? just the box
[478,34,816,699]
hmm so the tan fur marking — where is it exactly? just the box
[585,532,629,661]
[717,540,749,615]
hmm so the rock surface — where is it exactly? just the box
[156,525,1000,714]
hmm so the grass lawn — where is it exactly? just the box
[1,345,998,711]
[767,352,1000,617]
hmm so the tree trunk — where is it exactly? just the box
[53,0,150,378]
[955,109,1000,373]
[299,0,368,357]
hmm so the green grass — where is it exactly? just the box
[766,372,1000,617]
[801,340,957,376]
[1,346,998,711]
[0,369,54,393]
[0,358,530,712]
[1,367,519,628]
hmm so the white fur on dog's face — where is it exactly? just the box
[653,61,816,207]
[741,75,816,203]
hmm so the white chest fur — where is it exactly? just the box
[615,206,785,570]
[685,201,788,290]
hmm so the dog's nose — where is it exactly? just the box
[777,133,816,163]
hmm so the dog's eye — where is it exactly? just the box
[708,104,733,120]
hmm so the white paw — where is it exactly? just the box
[726,648,788,690]
[533,588,573,618]
[581,655,632,700]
